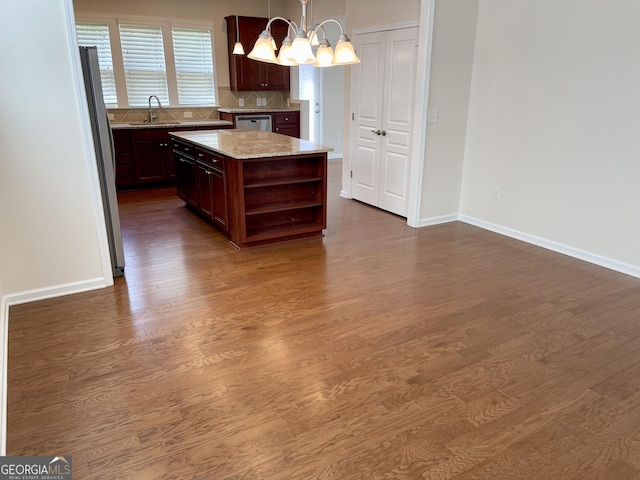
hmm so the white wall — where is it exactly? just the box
[419,0,478,223]
[0,0,114,453]
[460,0,640,272]
[0,0,109,298]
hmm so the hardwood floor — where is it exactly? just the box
[7,160,640,479]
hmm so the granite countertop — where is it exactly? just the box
[110,120,233,130]
[170,129,332,159]
[217,107,300,114]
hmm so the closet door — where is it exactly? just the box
[351,31,386,207]
[351,27,418,217]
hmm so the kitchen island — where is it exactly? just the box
[170,129,331,249]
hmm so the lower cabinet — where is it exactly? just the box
[272,112,300,138]
[115,125,232,189]
[173,139,229,235]
[130,137,172,184]
[174,143,197,208]
[219,110,300,138]
[113,130,134,189]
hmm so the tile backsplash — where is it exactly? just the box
[108,88,290,124]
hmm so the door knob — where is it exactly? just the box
[370,129,382,135]
[381,130,387,136]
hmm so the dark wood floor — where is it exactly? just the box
[8,160,640,479]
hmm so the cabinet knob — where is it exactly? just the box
[198,153,203,157]
[284,117,289,121]
[185,147,190,151]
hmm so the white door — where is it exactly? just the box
[298,64,323,143]
[351,27,418,217]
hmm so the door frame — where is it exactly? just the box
[345,0,436,228]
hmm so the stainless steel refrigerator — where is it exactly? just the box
[79,46,125,277]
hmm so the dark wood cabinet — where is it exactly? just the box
[225,16,290,91]
[114,124,232,189]
[130,135,170,184]
[113,130,134,189]
[174,138,229,235]
[173,140,197,207]
[227,153,327,248]
[195,148,228,233]
[272,112,300,138]
[219,110,300,138]
[172,131,328,248]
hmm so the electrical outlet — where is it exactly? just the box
[492,185,501,200]
[336,133,341,142]
[183,111,193,118]
[238,98,244,107]
[256,98,262,106]
[108,113,114,121]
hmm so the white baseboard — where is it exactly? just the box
[415,214,458,228]
[459,215,640,279]
[340,190,350,199]
[328,153,343,161]
[3,277,109,307]
[0,277,110,455]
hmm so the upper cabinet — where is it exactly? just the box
[225,16,290,91]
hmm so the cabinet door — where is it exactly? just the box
[163,141,176,180]
[131,139,167,184]
[226,16,290,91]
[210,168,229,232]
[197,161,213,219]
[175,155,197,207]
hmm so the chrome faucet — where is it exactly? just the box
[148,95,162,123]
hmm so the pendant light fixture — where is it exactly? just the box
[247,0,359,67]
[232,0,245,55]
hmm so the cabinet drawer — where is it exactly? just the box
[272,113,298,125]
[172,139,195,157]
[195,148,225,171]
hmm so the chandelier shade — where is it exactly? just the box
[249,0,360,68]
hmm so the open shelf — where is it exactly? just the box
[245,221,324,242]
[245,200,323,216]
[244,175,323,188]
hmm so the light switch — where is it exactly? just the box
[427,110,439,123]
[239,98,245,107]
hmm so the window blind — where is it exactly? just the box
[172,28,216,106]
[119,24,169,107]
[76,22,118,107]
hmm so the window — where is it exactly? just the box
[172,28,216,106]
[75,17,218,108]
[119,24,169,107]
[76,22,117,107]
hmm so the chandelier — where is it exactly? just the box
[247,0,360,67]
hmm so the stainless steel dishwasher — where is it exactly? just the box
[235,114,272,131]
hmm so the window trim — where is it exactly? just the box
[76,14,218,108]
